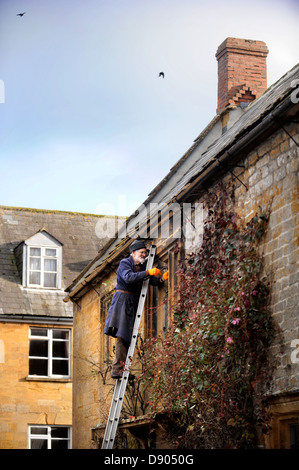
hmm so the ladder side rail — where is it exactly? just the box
[101,245,156,449]
[101,380,122,448]
[102,278,151,448]
[125,277,150,369]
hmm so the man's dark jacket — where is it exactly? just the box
[104,255,162,344]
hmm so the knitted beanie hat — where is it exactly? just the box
[129,240,147,253]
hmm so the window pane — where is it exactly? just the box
[30,247,41,256]
[30,257,41,270]
[52,359,69,376]
[51,427,69,438]
[45,248,56,257]
[30,439,48,449]
[53,341,68,358]
[29,358,48,376]
[52,440,69,449]
[53,330,69,340]
[44,259,57,272]
[44,273,57,288]
[290,423,299,449]
[30,427,48,435]
[29,271,41,285]
[29,339,48,357]
[30,328,48,337]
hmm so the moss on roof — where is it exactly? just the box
[0,205,126,219]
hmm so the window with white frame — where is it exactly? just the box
[27,246,59,288]
[21,230,63,289]
[28,425,72,449]
[29,328,70,378]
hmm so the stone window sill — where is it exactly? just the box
[25,376,72,383]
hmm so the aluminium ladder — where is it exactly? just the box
[101,244,157,449]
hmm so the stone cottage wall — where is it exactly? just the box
[0,322,72,449]
[189,121,299,396]
[234,122,299,395]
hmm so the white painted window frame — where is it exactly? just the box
[23,244,62,289]
[28,424,72,449]
[28,327,71,379]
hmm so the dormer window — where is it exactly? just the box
[15,229,63,290]
[28,246,59,288]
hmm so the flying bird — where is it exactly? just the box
[159,72,165,78]
[17,12,26,17]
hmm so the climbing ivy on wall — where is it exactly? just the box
[140,184,277,448]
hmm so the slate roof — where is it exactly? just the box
[0,206,118,320]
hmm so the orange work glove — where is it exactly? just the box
[162,271,169,280]
[148,268,161,277]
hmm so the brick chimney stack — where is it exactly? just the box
[216,37,269,113]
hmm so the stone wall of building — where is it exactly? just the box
[0,322,72,449]
[72,271,116,449]
[191,121,299,397]
[233,122,299,396]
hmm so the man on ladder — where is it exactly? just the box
[104,239,168,379]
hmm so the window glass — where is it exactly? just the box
[30,257,41,270]
[44,259,57,271]
[44,273,57,288]
[290,423,299,449]
[53,341,68,358]
[30,427,47,434]
[29,339,48,357]
[30,328,48,337]
[30,247,41,256]
[27,246,59,288]
[29,328,70,378]
[29,272,41,285]
[45,248,56,257]
[51,440,69,449]
[52,360,69,376]
[29,425,71,449]
[51,427,69,438]
[29,358,48,376]
[53,330,68,340]
[30,439,48,449]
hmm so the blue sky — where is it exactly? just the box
[0,0,298,216]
